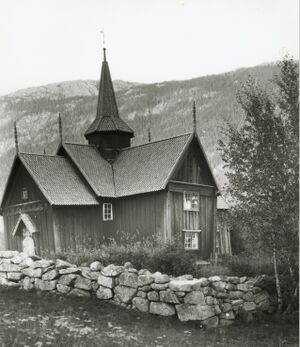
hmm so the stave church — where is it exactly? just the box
[0,45,231,259]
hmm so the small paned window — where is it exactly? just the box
[184,231,199,250]
[183,191,199,211]
[103,203,113,221]
[21,188,28,200]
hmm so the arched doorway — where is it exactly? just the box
[12,213,38,256]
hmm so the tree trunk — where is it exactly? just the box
[273,246,283,314]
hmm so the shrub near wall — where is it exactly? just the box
[0,251,275,328]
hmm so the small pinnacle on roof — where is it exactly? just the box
[14,121,19,153]
[148,128,152,143]
[192,101,197,132]
[58,113,63,143]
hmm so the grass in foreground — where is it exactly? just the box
[0,287,298,347]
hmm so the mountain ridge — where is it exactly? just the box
[0,62,281,202]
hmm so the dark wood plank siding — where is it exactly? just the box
[172,139,215,186]
[168,185,216,259]
[52,206,102,252]
[3,160,45,208]
[2,159,55,255]
[110,192,165,243]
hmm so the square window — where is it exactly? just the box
[184,232,199,250]
[183,191,199,211]
[22,188,28,200]
[103,203,113,221]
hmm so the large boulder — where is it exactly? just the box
[228,291,244,299]
[151,283,169,291]
[133,297,149,312]
[0,277,19,287]
[0,263,21,272]
[159,290,180,304]
[74,276,92,291]
[169,279,203,292]
[138,274,154,286]
[96,286,113,300]
[226,276,240,284]
[57,284,71,294]
[176,304,216,321]
[191,278,209,290]
[98,274,114,288]
[10,255,23,265]
[90,261,103,272]
[212,281,226,292]
[208,276,223,282]
[237,283,254,292]
[22,276,34,290]
[19,258,34,269]
[59,267,80,275]
[69,288,91,298]
[56,259,74,270]
[114,285,137,303]
[22,267,43,278]
[58,274,78,286]
[0,251,18,259]
[119,271,138,288]
[242,302,256,312]
[101,264,124,277]
[31,260,54,269]
[35,279,57,291]
[42,269,59,281]
[7,272,24,282]
[153,272,170,284]
[149,302,175,316]
[147,291,159,301]
[184,291,205,305]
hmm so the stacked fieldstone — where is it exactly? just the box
[0,251,274,327]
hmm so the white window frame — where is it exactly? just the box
[183,191,200,211]
[103,203,113,221]
[184,230,200,250]
[21,187,28,200]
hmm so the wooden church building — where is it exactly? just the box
[0,47,222,259]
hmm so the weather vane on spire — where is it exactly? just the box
[100,30,106,61]
[100,29,105,47]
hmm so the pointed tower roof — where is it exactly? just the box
[85,48,134,136]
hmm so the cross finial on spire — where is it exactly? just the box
[100,30,106,61]
[14,121,19,153]
[192,101,197,132]
[58,112,63,143]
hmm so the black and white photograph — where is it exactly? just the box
[0,0,298,346]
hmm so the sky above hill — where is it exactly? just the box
[0,0,298,96]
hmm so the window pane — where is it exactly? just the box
[184,192,199,211]
[184,232,198,249]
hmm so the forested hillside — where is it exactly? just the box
[0,63,279,203]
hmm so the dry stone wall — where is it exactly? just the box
[0,251,275,327]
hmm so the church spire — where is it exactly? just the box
[84,38,134,161]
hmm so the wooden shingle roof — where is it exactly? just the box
[62,143,115,197]
[113,133,192,197]
[59,133,192,198]
[19,153,98,205]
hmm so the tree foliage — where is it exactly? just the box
[218,57,299,312]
